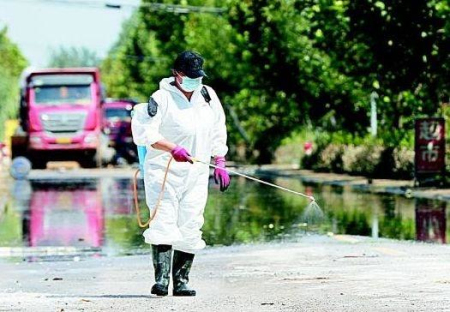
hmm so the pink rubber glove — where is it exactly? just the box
[213,156,230,192]
[171,145,193,163]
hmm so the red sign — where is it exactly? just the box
[415,118,445,174]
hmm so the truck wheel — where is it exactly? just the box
[11,143,26,159]
[30,156,47,169]
[79,150,98,168]
[11,132,28,159]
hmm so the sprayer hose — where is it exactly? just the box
[133,157,174,228]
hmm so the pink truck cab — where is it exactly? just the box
[102,99,137,164]
[12,68,104,168]
[102,99,134,144]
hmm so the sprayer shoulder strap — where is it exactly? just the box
[201,86,212,106]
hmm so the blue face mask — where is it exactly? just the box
[178,75,202,92]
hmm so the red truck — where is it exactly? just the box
[102,99,138,165]
[11,68,104,169]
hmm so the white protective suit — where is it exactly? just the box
[131,77,228,254]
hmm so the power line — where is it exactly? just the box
[130,1,226,13]
[0,0,110,9]
[0,0,226,14]
[107,53,168,62]
[0,44,168,64]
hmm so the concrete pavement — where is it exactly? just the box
[1,235,450,311]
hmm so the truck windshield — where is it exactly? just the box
[33,85,92,105]
[105,108,131,119]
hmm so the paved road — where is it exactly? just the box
[1,235,450,311]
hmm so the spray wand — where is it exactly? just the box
[133,147,323,228]
[191,158,315,202]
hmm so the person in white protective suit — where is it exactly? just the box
[131,51,231,297]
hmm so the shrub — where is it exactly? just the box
[342,144,384,176]
[298,130,414,179]
[392,147,414,179]
[313,144,345,172]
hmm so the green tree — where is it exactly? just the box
[345,0,450,133]
[48,46,100,68]
[102,0,369,162]
[102,0,450,163]
[0,28,27,140]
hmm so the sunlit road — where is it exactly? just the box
[1,235,450,311]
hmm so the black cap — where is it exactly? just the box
[173,51,206,78]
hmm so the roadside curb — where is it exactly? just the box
[4,164,450,201]
[254,167,450,202]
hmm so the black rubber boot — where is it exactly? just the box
[172,250,196,296]
[151,244,172,296]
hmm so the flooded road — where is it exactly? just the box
[0,174,447,261]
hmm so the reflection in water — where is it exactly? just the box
[27,181,103,247]
[101,178,145,252]
[415,199,446,244]
[0,176,449,259]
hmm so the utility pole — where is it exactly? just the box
[370,91,379,137]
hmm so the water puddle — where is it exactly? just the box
[0,175,447,262]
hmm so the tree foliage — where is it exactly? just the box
[48,46,100,68]
[102,0,450,163]
[0,28,27,140]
